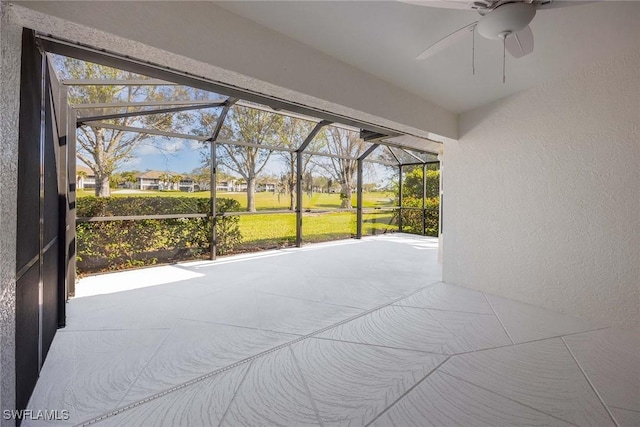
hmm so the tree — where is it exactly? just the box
[402,167,440,200]
[57,56,192,197]
[276,117,316,210]
[110,172,123,189]
[157,172,182,191]
[170,173,183,188]
[158,173,171,190]
[215,106,284,212]
[120,171,139,189]
[314,127,368,208]
[190,166,210,192]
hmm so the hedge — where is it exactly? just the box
[76,196,241,273]
[398,197,440,237]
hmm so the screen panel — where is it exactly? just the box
[231,213,296,254]
[16,29,42,273]
[303,211,356,244]
[15,264,40,414]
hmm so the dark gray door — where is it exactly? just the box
[15,28,69,416]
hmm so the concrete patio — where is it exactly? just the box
[25,235,638,426]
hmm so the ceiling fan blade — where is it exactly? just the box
[399,0,476,10]
[416,21,478,60]
[536,1,593,10]
[505,25,534,58]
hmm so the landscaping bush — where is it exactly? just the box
[398,197,439,237]
[76,197,241,273]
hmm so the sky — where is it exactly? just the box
[118,137,205,174]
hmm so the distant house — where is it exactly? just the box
[257,182,276,192]
[193,181,210,192]
[135,170,162,190]
[177,176,196,192]
[216,180,247,192]
[76,165,96,190]
[216,180,275,192]
[216,181,235,192]
[135,170,195,192]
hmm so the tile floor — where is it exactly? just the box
[25,235,639,426]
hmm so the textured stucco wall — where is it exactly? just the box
[11,1,456,142]
[0,1,21,424]
[443,50,640,330]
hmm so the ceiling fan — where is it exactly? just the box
[405,0,590,81]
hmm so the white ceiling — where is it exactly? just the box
[216,1,640,113]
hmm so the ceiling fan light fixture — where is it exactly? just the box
[476,2,536,40]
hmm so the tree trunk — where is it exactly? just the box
[288,155,296,211]
[95,174,111,197]
[341,181,351,209]
[247,177,256,212]
[288,175,295,211]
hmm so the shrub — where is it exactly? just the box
[397,196,439,237]
[76,197,241,273]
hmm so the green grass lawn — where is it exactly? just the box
[236,211,397,250]
[77,189,396,210]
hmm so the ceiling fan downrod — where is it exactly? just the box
[499,30,511,83]
[472,28,476,75]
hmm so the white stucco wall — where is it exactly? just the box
[11,1,456,143]
[443,50,640,330]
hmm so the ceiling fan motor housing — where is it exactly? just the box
[477,2,536,39]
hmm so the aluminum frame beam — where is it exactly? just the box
[398,165,403,232]
[73,99,227,109]
[401,148,425,163]
[298,120,332,153]
[77,101,225,124]
[81,121,207,140]
[303,150,359,161]
[216,139,296,153]
[235,100,324,125]
[217,209,296,217]
[208,98,238,142]
[357,144,381,162]
[386,146,400,164]
[211,138,217,261]
[423,163,427,236]
[380,139,439,157]
[77,213,208,222]
[62,78,176,86]
[363,158,398,167]
[209,98,237,260]
[67,106,76,298]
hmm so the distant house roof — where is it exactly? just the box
[76,165,94,176]
[136,170,192,180]
[137,170,166,179]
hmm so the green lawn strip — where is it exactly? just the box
[362,212,398,236]
[302,212,355,242]
[236,211,400,249]
[237,214,296,247]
